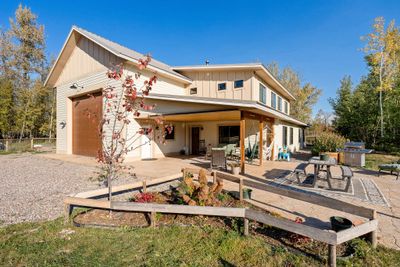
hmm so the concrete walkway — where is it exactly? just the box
[40,153,400,250]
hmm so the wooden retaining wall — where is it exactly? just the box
[64,168,378,267]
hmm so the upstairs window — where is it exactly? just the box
[278,97,282,111]
[271,92,277,109]
[190,87,197,95]
[259,84,266,104]
[284,101,288,114]
[218,83,226,91]
[234,80,244,88]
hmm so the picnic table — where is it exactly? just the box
[308,156,337,188]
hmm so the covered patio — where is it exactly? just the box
[159,109,275,174]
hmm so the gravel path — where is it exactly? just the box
[0,154,102,226]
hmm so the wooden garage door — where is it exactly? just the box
[72,92,102,157]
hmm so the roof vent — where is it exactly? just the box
[205,60,210,65]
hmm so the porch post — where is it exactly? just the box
[240,111,245,174]
[259,120,263,166]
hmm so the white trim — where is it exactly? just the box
[44,27,75,86]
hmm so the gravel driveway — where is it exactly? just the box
[0,153,101,226]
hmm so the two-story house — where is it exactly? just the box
[45,26,307,172]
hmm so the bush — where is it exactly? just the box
[311,132,346,155]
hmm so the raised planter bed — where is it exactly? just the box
[64,168,378,267]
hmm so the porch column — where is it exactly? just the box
[259,120,263,166]
[240,112,245,174]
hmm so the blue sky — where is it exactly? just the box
[1,0,399,115]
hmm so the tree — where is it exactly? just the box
[362,17,400,137]
[329,76,354,137]
[7,4,46,139]
[96,56,170,201]
[267,62,321,123]
[0,78,14,138]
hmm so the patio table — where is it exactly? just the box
[308,156,337,188]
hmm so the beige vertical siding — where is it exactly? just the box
[180,70,254,101]
[54,37,120,87]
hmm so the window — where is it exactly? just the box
[259,84,266,104]
[271,92,277,109]
[290,127,294,145]
[219,126,240,145]
[284,101,288,114]
[234,80,244,88]
[190,87,197,95]
[282,126,288,146]
[218,83,226,90]
[278,97,282,111]
[164,125,175,140]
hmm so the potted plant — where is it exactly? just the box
[311,132,346,162]
[243,188,253,199]
[228,162,241,175]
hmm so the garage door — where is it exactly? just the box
[72,92,102,157]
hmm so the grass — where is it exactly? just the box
[365,153,400,171]
[1,218,400,266]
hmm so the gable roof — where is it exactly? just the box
[172,63,296,101]
[44,26,192,87]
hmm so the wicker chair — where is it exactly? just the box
[210,148,227,170]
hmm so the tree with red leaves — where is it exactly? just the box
[96,55,171,201]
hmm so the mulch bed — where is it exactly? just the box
[73,190,353,259]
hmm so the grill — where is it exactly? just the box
[338,142,373,167]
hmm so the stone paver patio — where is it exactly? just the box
[36,153,400,250]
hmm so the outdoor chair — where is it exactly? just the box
[278,146,290,161]
[378,160,400,180]
[210,148,227,170]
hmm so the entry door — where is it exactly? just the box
[191,127,200,155]
[141,128,152,159]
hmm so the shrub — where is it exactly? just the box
[131,192,164,203]
[179,169,224,206]
[311,132,346,155]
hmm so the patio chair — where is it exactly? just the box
[210,148,227,170]
[378,160,400,180]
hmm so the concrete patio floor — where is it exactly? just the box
[41,152,400,250]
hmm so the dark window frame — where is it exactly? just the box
[290,127,294,145]
[282,126,288,147]
[190,87,197,95]
[259,83,266,104]
[271,92,277,109]
[278,96,282,111]
[218,125,240,145]
[284,101,288,114]
[164,125,175,140]
[234,80,244,88]
[218,83,227,91]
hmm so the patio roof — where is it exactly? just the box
[146,93,307,126]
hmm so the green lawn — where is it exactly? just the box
[365,153,400,171]
[1,218,400,266]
